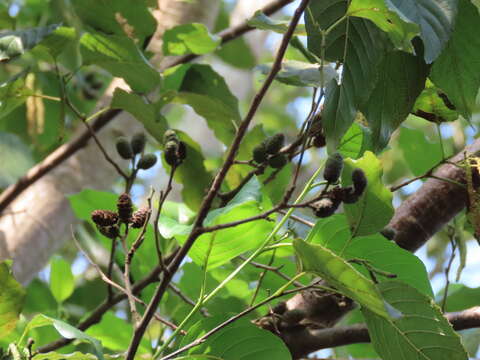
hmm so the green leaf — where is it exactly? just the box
[164,64,240,145]
[363,281,468,360]
[247,10,306,35]
[348,0,419,52]
[33,352,97,360]
[72,0,156,43]
[181,315,291,359]
[306,214,433,296]
[398,126,443,176]
[413,79,460,123]
[49,257,74,304]
[163,23,221,55]
[430,0,480,119]
[293,238,388,318]
[68,189,118,223]
[179,177,274,269]
[111,88,168,140]
[0,132,34,187]
[385,0,458,63]
[32,26,77,59]
[360,51,428,151]
[215,37,256,69]
[338,122,373,160]
[440,284,480,312]
[256,60,337,87]
[0,70,30,119]
[305,1,389,148]
[342,151,394,236]
[80,32,160,93]
[0,23,59,62]
[20,314,104,360]
[0,261,26,337]
[35,351,98,360]
[86,312,149,353]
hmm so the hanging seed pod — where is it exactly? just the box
[91,210,118,227]
[323,153,343,183]
[137,153,157,170]
[268,154,287,169]
[130,132,146,154]
[352,168,367,196]
[116,137,133,159]
[177,141,187,162]
[97,224,120,239]
[311,198,340,218]
[131,207,150,228]
[163,129,178,143]
[117,193,133,223]
[164,141,179,166]
[341,186,360,204]
[252,143,268,164]
[264,133,285,154]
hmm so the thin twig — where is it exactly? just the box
[250,250,276,306]
[106,239,117,301]
[168,283,210,317]
[124,2,311,358]
[441,231,457,312]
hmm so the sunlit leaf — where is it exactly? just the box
[248,10,306,35]
[342,151,394,236]
[163,23,221,55]
[0,261,26,337]
[0,132,34,187]
[363,280,468,360]
[49,256,75,304]
[293,238,388,318]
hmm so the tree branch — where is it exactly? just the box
[0,0,295,216]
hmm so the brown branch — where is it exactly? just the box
[286,306,480,358]
[124,2,311,358]
[36,248,179,354]
[0,0,295,216]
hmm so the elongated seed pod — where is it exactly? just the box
[323,153,343,183]
[131,132,146,154]
[116,137,133,159]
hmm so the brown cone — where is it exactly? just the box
[117,193,133,223]
[91,210,118,227]
[131,207,150,228]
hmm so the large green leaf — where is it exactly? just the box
[348,0,419,52]
[0,261,26,337]
[180,316,291,359]
[0,23,59,62]
[305,1,389,148]
[49,256,74,304]
[360,51,428,151]
[32,26,77,59]
[163,23,220,55]
[342,151,394,236]
[293,238,388,318]
[178,177,275,269]
[440,284,480,312]
[33,352,97,360]
[111,88,168,140]
[338,122,373,160]
[72,0,156,43]
[0,132,34,187]
[256,60,337,87]
[80,32,160,93]
[164,64,240,145]
[20,314,104,360]
[363,281,468,360]
[385,0,458,63]
[398,126,443,177]
[0,70,30,119]
[306,214,433,296]
[430,0,480,119]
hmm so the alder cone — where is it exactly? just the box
[137,154,157,170]
[116,137,133,159]
[131,132,146,154]
[91,210,118,226]
[117,193,133,223]
[97,224,120,239]
[252,143,268,164]
[352,168,367,196]
[265,133,285,154]
[131,207,150,228]
[323,153,343,183]
[312,198,340,218]
[268,154,287,169]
